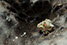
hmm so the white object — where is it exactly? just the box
[37,19,54,30]
[15,36,18,39]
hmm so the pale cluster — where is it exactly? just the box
[37,19,54,31]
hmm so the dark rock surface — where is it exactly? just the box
[0,0,67,45]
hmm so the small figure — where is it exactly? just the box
[37,19,54,35]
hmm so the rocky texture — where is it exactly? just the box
[0,0,67,45]
[39,28,67,45]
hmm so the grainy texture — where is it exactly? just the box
[0,0,67,45]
